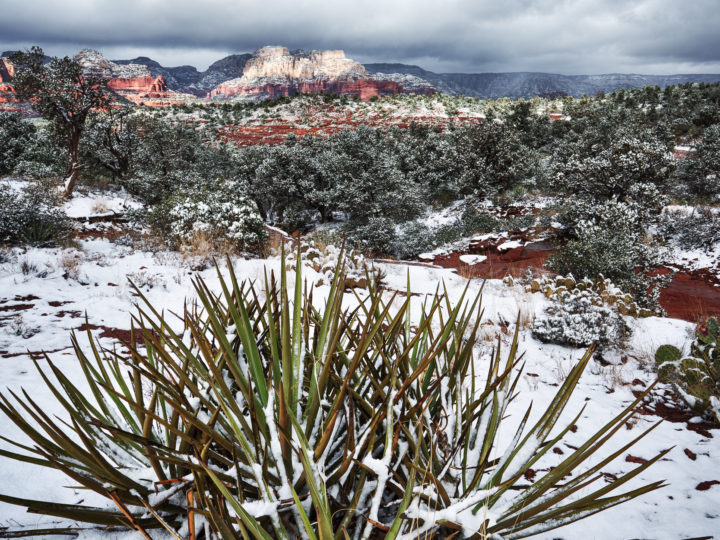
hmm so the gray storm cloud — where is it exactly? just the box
[1,0,718,74]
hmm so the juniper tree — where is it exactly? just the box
[9,46,110,196]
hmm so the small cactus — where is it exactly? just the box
[696,317,718,345]
[655,317,720,423]
[655,344,682,365]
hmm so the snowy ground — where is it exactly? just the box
[0,194,718,539]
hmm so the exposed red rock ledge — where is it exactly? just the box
[108,75,168,94]
[210,79,402,101]
[0,58,15,82]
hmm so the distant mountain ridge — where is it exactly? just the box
[364,64,720,98]
[3,47,720,101]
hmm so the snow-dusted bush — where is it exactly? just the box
[551,130,673,203]
[525,274,659,317]
[121,117,235,204]
[549,198,669,308]
[0,112,36,175]
[461,205,499,234]
[392,220,435,259]
[0,180,70,247]
[532,288,631,348]
[449,122,540,198]
[342,216,397,255]
[11,128,65,179]
[660,207,720,251]
[148,188,265,252]
[673,124,720,202]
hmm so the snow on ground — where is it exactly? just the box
[62,190,142,219]
[0,220,718,538]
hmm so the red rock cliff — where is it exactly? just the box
[0,58,15,82]
[108,75,168,94]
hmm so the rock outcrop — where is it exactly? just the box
[113,54,252,96]
[74,49,197,106]
[0,57,22,113]
[208,46,427,102]
[369,72,435,95]
[0,58,15,82]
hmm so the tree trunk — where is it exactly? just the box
[64,129,82,197]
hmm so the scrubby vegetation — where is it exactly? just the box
[3,82,720,273]
[0,179,70,247]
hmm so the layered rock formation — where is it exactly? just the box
[75,49,196,106]
[113,53,252,96]
[208,46,430,102]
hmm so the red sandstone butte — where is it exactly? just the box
[108,75,168,94]
[210,79,402,101]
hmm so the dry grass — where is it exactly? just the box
[178,231,238,271]
[512,293,536,330]
[90,199,110,215]
[457,263,477,280]
[59,250,82,281]
[600,363,629,389]
[689,300,718,324]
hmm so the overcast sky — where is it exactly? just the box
[2,0,719,74]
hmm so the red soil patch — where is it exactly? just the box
[634,392,716,438]
[76,323,147,345]
[429,233,720,323]
[432,238,556,279]
[0,303,35,313]
[658,270,720,321]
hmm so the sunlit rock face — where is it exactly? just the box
[208,46,431,102]
[107,75,168,94]
[241,46,367,81]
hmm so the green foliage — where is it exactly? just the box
[0,112,36,175]
[449,122,540,198]
[9,125,65,178]
[0,252,667,538]
[80,108,140,181]
[123,117,235,204]
[9,47,111,195]
[342,215,397,255]
[656,318,720,422]
[549,199,669,309]
[392,220,435,259]
[0,180,71,247]
[659,207,720,252]
[551,131,673,203]
[673,124,720,202]
[655,344,682,366]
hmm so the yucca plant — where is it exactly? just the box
[0,248,668,539]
